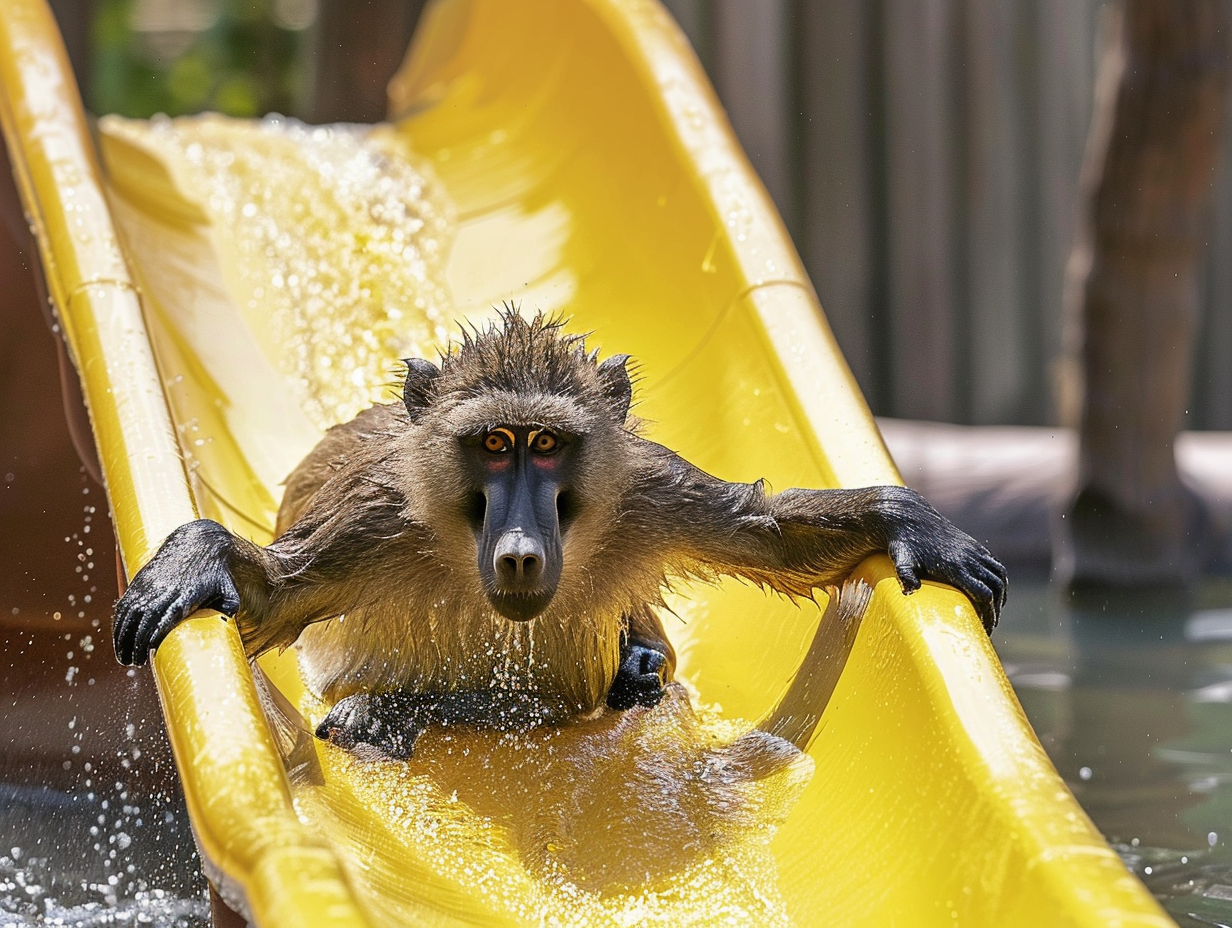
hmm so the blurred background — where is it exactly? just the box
[52,0,1108,426]
[45,0,1232,585]
[6,1,1232,926]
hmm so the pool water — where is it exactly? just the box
[996,580,1232,928]
[0,783,206,927]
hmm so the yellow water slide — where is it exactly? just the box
[0,0,1175,925]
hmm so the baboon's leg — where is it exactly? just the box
[316,690,571,759]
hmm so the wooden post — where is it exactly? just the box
[1060,0,1231,588]
[307,0,426,124]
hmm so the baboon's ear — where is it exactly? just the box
[597,354,633,422]
[402,358,440,421]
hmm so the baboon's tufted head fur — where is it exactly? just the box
[402,308,635,436]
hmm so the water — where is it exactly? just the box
[996,579,1232,928]
[0,785,205,927]
[289,684,815,927]
[102,113,456,433]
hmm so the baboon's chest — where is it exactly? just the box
[293,604,622,712]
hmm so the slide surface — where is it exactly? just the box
[0,0,1174,924]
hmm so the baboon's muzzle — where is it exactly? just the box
[477,462,563,622]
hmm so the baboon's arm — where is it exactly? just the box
[634,442,1007,631]
[113,519,277,665]
[113,407,425,667]
[112,518,377,664]
[114,455,411,665]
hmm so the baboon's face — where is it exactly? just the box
[459,422,581,621]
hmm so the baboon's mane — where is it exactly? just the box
[431,310,624,415]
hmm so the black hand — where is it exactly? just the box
[883,489,1008,632]
[606,637,670,710]
[113,520,241,665]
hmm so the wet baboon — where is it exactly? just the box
[114,311,1006,758]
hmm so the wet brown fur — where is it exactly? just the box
[247,315,658,712]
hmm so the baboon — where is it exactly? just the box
[114,311,1006,758]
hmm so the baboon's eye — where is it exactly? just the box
[483,429,513,453]
[530,431,559,454]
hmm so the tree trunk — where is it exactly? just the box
[1059,0,1231,588]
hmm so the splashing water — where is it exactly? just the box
[101,113,456,429]
[1,483,208,927]
[0,649,209,928]
[271,673,814,928]
[0,804,207,927]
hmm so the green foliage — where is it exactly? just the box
[88,0,307,119]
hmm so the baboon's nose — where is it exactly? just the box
[494,531,545,585]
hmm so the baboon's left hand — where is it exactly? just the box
[881,487,1007,632]
[607,639,670,710]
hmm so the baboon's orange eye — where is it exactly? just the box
[530,431,559,454]
[484,429,513,453]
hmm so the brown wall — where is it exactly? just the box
[665,0,1109,426]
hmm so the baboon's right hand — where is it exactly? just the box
[113,520,241,665]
